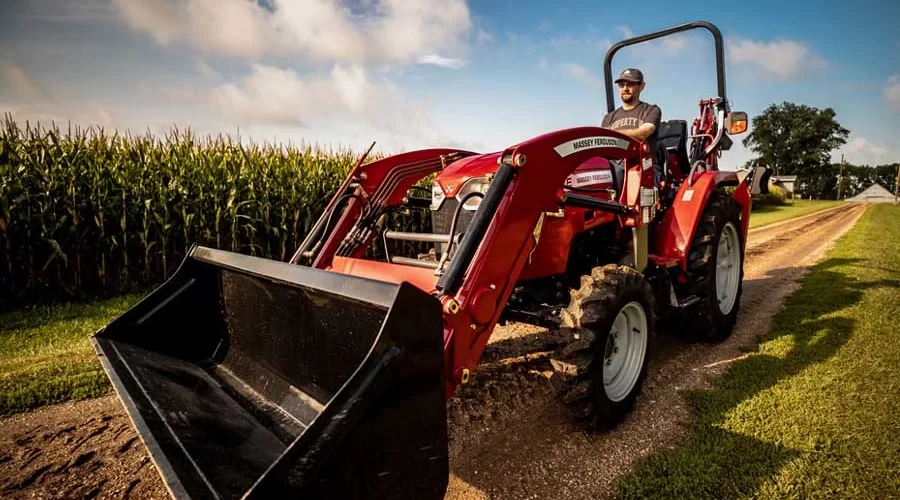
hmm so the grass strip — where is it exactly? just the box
[0,294,140,416]
[617,203,900,499]
[749,199,843,229]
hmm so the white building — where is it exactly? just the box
[770,175,798,199]
[846,183,896,204]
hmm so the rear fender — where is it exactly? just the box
[653,170,749,268]
[718,171,751,248]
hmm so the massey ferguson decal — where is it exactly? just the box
[564,169,613,188]
[553,135,630,157]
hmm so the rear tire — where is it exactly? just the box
[685,188,744,342]
[557,264,655,431]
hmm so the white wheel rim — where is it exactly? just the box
[603,301,648,402]
[716,222,741,315]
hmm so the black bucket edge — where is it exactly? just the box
[91,245,449,500]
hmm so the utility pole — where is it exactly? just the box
[894,162,900,205]
[837,154,844,200]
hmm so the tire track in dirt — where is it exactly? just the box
[0,397,167,499]
[744,203,849,250]
[0,203,868,500]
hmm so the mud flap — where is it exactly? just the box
[91,245,448,500]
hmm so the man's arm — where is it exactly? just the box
[618,105,661,141]
[616,124,656,140]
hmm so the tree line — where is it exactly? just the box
[741,101,898,200]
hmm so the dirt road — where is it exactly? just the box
[0,202,867,500]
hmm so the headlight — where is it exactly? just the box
[457,176,491,211]
[430,181,446,210]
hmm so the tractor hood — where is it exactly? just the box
[433,152,502,199]
[432,151,615,202]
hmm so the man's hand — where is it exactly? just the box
[617,123,656,141]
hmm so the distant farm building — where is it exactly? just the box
[770,175,797,199]
[846,183,896,204]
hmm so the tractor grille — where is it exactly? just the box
[431,198,475,255]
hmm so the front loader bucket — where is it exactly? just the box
[91,245,448,500]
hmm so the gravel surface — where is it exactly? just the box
[0,202,867,500]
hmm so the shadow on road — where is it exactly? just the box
[446,255,899,499]
[615,257,899,499]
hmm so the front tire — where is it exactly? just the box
[557,264,655,431]
[685,188,744,342]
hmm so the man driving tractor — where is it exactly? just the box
[601,68,664,184]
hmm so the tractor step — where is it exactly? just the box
[677,295,701,308]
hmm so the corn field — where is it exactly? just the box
[0,116,430,309]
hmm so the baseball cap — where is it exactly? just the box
[615,68,644,84]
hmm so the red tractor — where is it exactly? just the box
[92,20,758,500]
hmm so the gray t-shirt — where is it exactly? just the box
[601,101,662,165]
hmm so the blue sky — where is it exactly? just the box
[1,0,898,169]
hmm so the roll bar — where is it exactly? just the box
[603,20,727,113]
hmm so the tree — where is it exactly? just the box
[742,102,850,198]
[873,163,900,191]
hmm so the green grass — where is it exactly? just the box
[749,199,843,229]
[616,203,900,499]
[0,294,140,416]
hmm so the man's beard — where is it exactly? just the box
[621,93,634,104]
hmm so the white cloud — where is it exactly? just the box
[91,103,118,128]
[548,34,612,52]
[661,36,688,54]
[727,38,828,81]
[616,26,635,39]
[112,0,472,66]
[113,0,271,59]
[196,59,222,80]
[885,75,900,112]
[562,62,601,87]
[418,54,467,69]
[611,25,690,57]
[1,64,55,103]
[0,102,66,125]
[476,28,494,44]
[0,98,118,130]
[562,62,588,79]
[843,136,898,166]
[20,0,117,22]
[0,102,25,116]
[210,64,336,126]
[210,63,448,146]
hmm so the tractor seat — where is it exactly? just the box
[657,120,689,178]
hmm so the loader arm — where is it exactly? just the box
[431,127,656,396]
[298,127,656,398]
[294,147,479,269]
